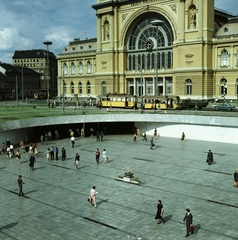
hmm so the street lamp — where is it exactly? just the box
[16,76,19,107]
[140,64,143,114]
[151,20,164,96]
[62,71,65,115]
[43,40,52,100]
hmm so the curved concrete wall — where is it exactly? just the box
[1,114,238,145]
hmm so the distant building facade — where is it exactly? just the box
[0,62,40,100]
[12,49,57,97]
[57,0,238,101]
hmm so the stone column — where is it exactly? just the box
[96,14,102,51]
[198,0,203,39]
[180,0,185,41]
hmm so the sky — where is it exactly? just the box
[0,0,237,64]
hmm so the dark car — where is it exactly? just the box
[214,103,235,110]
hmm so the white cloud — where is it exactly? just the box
[0,27,32,51]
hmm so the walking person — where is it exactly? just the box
[75,153,80,170]
[150,137,155,150]
[81,127,85,138]
[40,134,44,144]
[29,153,36,171]
[55,147,59,160]
[133,133,137,142]
[17,175,25,196]
[154,128,157,137]
[89,186,98,207]
[182,208,194,237]
[142,131,147,141]
[62,147,66,161]
[100,131,104,141]
[102,149,107,163]
[155,200,165,224]
[46,148,50,161]
[95,148,100,164]
[206,149,213,165]
[50,145,54,160]
[15,150,21,164]
[181,132,185,142]
[90,127,94,137]
[55,130,59,140]
[233,170,238,187]
[44,133,48,145]
[71,135,75,148]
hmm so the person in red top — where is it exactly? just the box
[95,148,100,164]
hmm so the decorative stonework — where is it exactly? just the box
[169,4,177,13]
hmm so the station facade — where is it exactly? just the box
[57,0,238,101]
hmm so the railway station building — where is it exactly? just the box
[57,0,238,101]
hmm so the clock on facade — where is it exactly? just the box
[144,39,154,51]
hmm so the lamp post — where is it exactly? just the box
[21,54,24,101]
[43,40,52,101]
[140,64,143,114]
[62,71,65,115]
[151,20,164,96]
[16,76,19,107]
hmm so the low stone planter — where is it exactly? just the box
[131,180,139,184]
[123,176,131,182]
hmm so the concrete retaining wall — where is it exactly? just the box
[0,114,238,145]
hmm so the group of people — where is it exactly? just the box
[46,146,65,161]
[94,148,107,164]
[155,200,193,237]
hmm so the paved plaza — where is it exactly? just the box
[0,133,237,240]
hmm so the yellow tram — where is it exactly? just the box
[142,95,180,110]
[97,94,138,108]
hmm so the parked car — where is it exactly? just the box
[214,103,235,110]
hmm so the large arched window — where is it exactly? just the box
[87,61,92,74]
[63,63,67,74]
[71,62,75,74]
[78,82,82,94]
[71,82,74,94]
[186,79,192,95]
[126,12,173,71]
[221,49,228,66]
[79,62,83,74]
[220,78,227,95]
[87,81,91,94]
[102,81,106,94]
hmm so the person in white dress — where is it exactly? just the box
[103,149,107,163]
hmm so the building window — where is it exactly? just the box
[87,61,92,74]
[63,82,67,94]
[71,82,74,94]
[186,79,192,95]
[71,62,75,74]
[221,49,228,66]
[220,78,227,95]
[166,77,173,95]
[79,82,82,94]
[87,82,91,94]
[102,81,106,94]
[146,79,153,95]
[79,62,83,74]
[168,52,172,69]
[236,79,238,95]
[63,63,67,74]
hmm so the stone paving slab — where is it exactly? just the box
[0,134,238,240]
